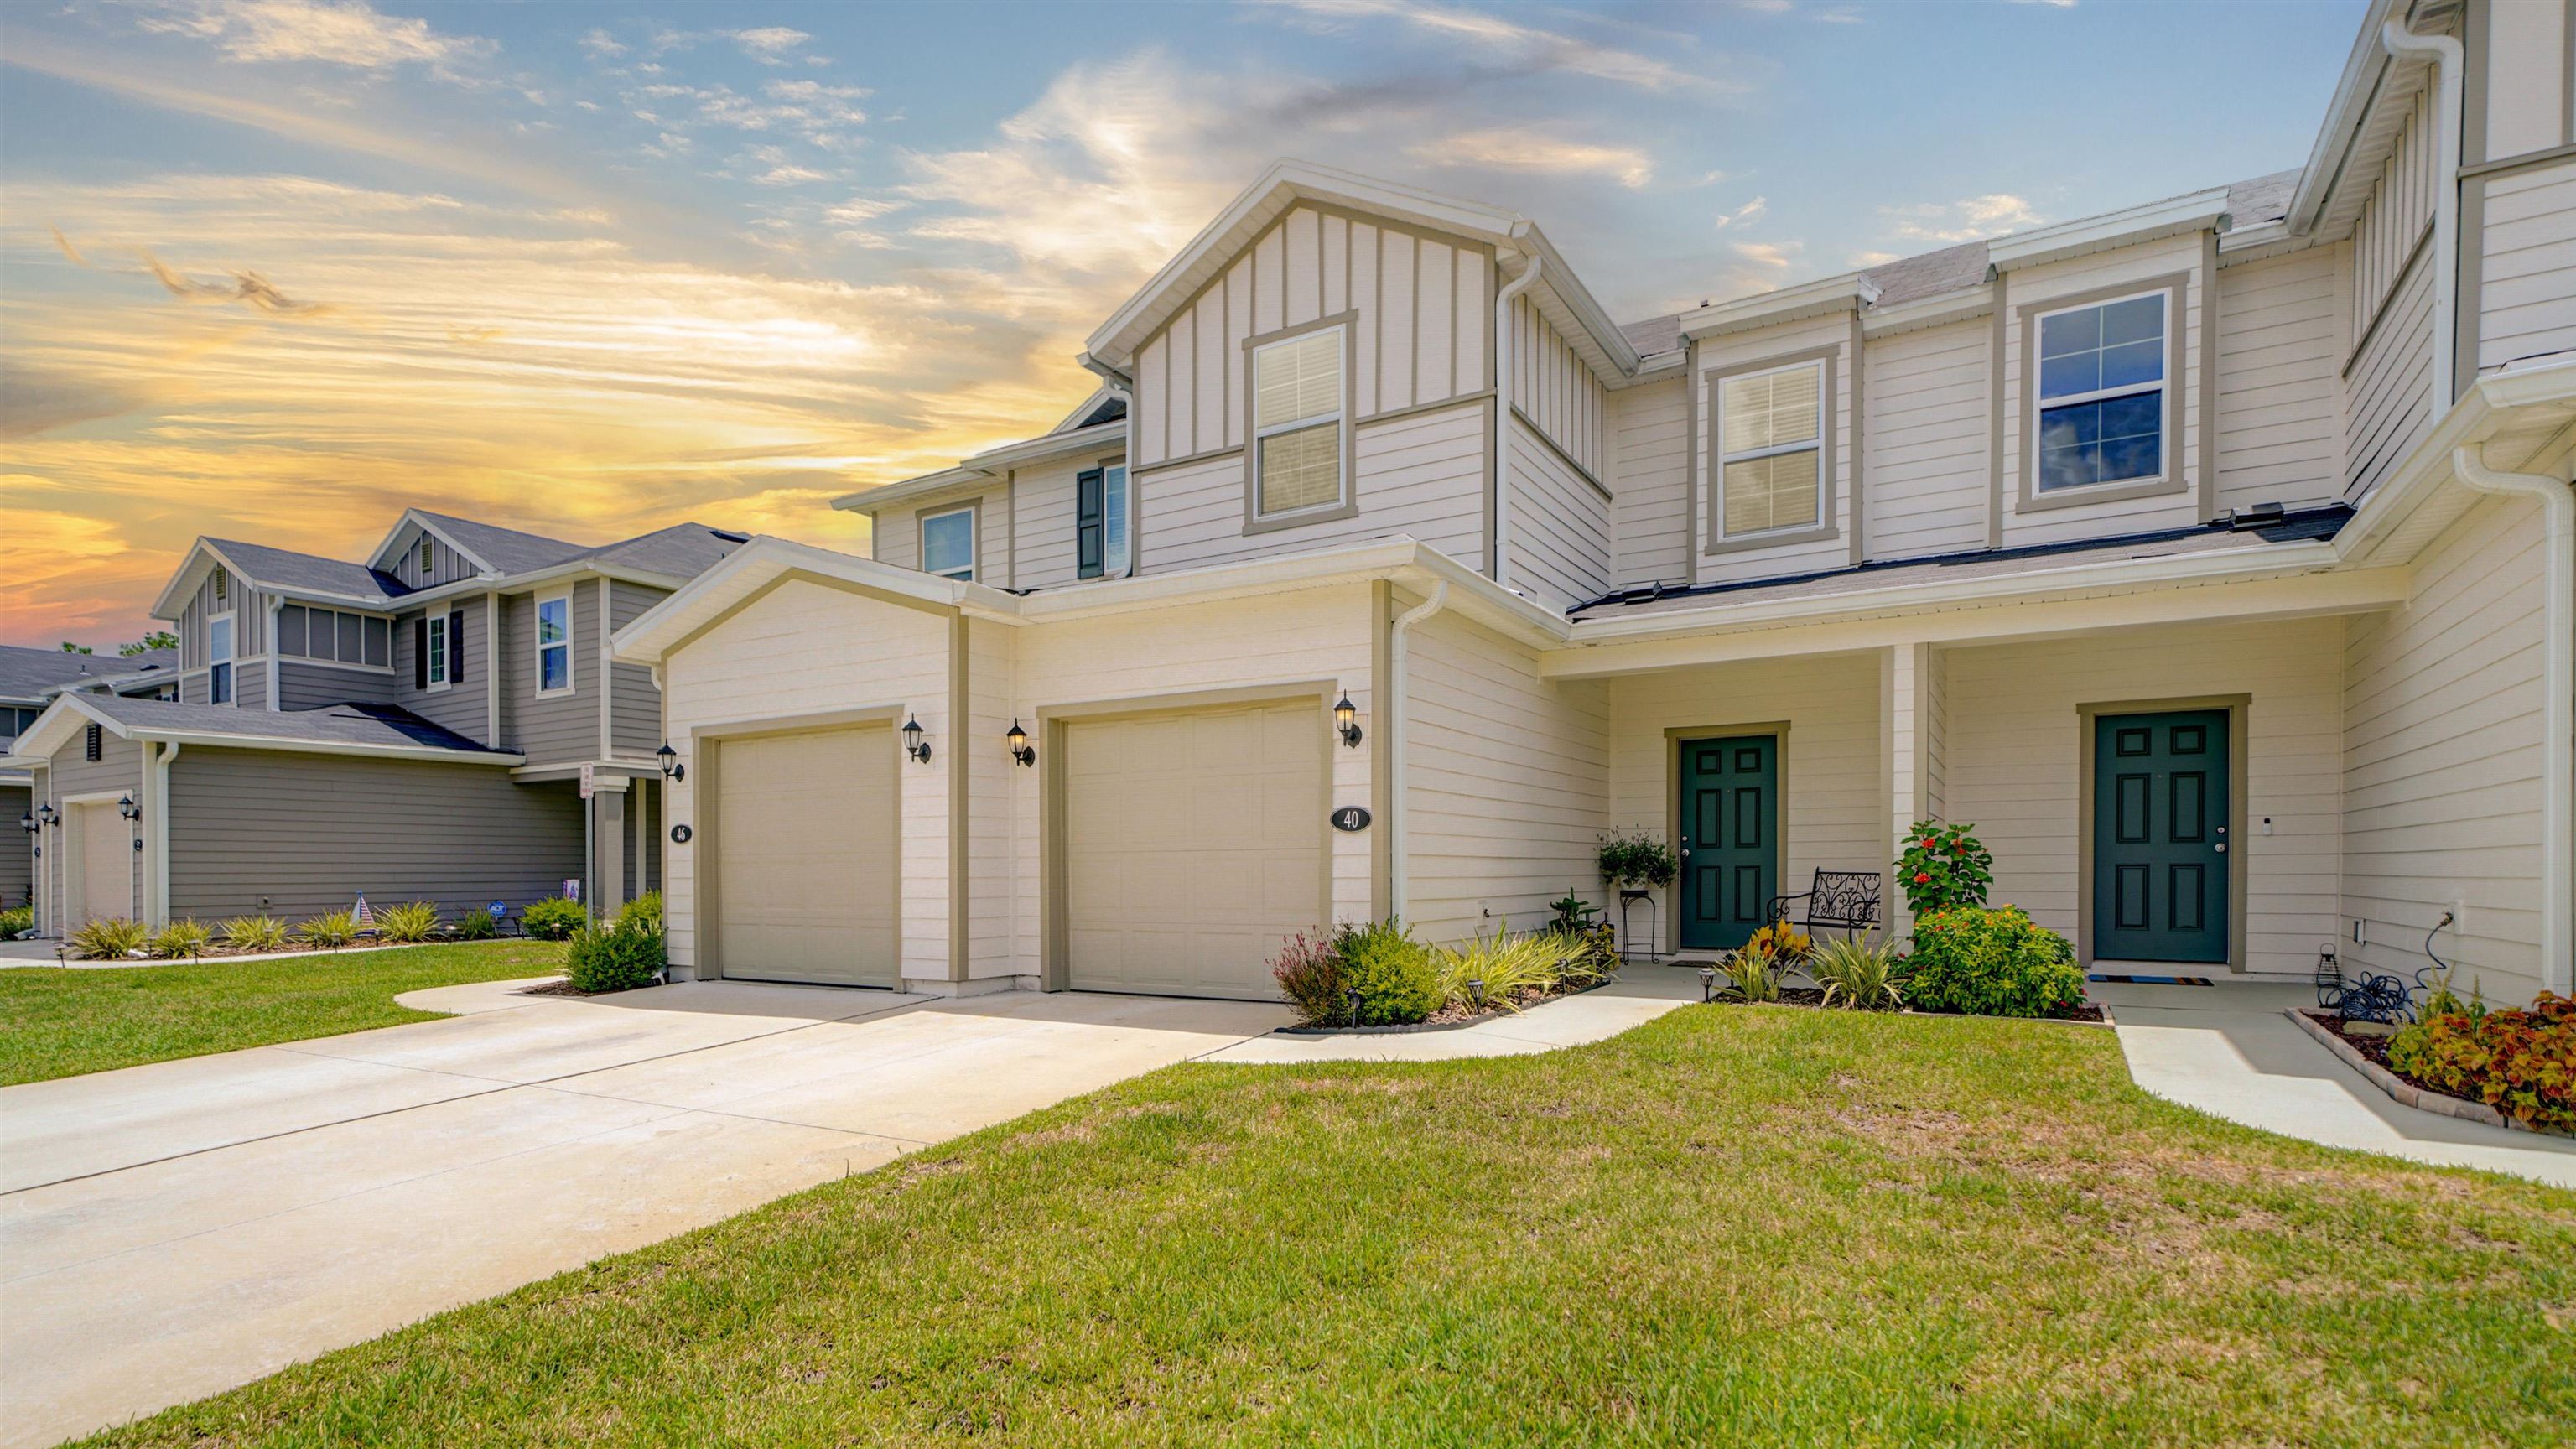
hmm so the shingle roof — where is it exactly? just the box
[80,696,514,756]
[0,646,180,703]
[205,539,409,603]
[585,522,750,579]
[410,512,590,575]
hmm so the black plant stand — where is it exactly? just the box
[1617,888,1660,963]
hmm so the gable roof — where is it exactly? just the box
[388,510,590,575]
[7,693,522,766]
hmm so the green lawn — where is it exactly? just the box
[75,1005,2574,1447]
[0,939,566,1085]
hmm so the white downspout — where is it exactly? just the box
[2453,447,2574,992]
[2382,20,2463,412]
[1492,252,1544,590]
[153,742,179,927]
[1385,580,1449,923]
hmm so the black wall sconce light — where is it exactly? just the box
[1333,692,1363,749]
[17,811,36,836]
[903,714,932,763]
[118,795,139,822]
[655,741,685,782]
[36,804,60,828]
[1005,719,1036,767]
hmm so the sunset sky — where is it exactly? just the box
[1,0,2363,647]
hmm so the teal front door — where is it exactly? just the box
[1679,734,1778,952]
[2092,709,2230,963]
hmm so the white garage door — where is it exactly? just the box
[713,724,896,987]
[1065,700,1324,1000]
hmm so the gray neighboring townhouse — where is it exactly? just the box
[2,645,179,914]
[4,510,745,935]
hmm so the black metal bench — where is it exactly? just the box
[1767,870,1882,940]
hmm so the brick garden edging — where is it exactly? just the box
[2285,1008,2571,1140]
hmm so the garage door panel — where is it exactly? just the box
[714,725,896,988]
[1065,701,1322,1001]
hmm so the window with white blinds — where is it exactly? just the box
[1716,361,1824,538]
[1253,328,1344,517]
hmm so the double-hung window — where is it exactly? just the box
[922,506,975,581]
[208,615,235,705]
[1715,361,1825,538]
[425,612,448,688]
[2033,292,2166,493]
[536,592,573,693]
[1251,328,1345,519]
[1076,464,1130,579]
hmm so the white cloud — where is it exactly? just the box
[1711,195,1767,230]
[1815,7,1863,22]
[1407,128,1655,189]
[578,28,625,60]
[730,27,812,64]
[135,0,489,70]
[1882,193,2042,244]
[1732,240,1800,273]
[1247,0,1750,96]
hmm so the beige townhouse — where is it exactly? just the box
[614,0,2576,1009]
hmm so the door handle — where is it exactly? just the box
[2215,844,2226,854]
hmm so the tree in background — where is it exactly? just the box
[57,641,91,654]
[122,632,177,656]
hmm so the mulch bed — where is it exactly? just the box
[520,979,626,999]
[2301,1009,2403,1071]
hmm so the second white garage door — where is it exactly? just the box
[1064,699,1325,1000]
[712,724,897,987]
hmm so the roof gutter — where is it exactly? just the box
[1492,245,1544,592]
[2452,444,2576,993]
[2381,20,2463,413]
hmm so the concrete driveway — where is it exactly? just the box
[0,978,1282,1447]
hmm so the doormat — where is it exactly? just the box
[2087,974,2215,986]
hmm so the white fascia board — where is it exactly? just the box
[1680,273,1880,340]
[147,539,252,621]
[1563,539,2347,648]
[2286,0,2412,236]
[7,693,128,761]
[1861,282,1996,338]
[832,420,1131,515]
[2337,355,2576,566]
[1987,188,2234,272]
[389,562,684,613]
[363,508,499,576]
[1513,225,1643,379]
[134,730,523,765]
[610,536,1000,664]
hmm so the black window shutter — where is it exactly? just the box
[448,611,466,686]
[413,616,428,689]
[1076,468,1104,579]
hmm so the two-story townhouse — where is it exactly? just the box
[6,509,745,935]
[615,0,2574,1008]
[2,645,179,915]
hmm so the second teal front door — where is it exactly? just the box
[1679,734,1778,952]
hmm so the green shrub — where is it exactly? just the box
[1431,922,1562,1014]
[1719,941,1787,1003]
[455,908,498,941]
[1597,829,1678,890]
[1333,917,1440,1026]
[615,891,663,934]
[565,918,665,994]
[1547,920,1618,987]
[2388,993,2574,1131]
[1809,934,1903,1010]
[522,896,589,942]
[1270,928,1346,1026]
[70,917,149,960]
[1896,820,1997,917]
[146,918,213,960]
[0,905,33,939]
[377,901,441,943]
[295,911,358,949]
[1900,906,2083,1018]
[222,915,290,953]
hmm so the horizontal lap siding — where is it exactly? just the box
[609,583,667,756]
[2479,159,2576,371]
[1609,377,1687,589]
[1143,400,1487,575]
[501,581,601,767]
[392,604,487,737]
[2215,247,2345,512]
[1507,417,1611,610]
[1696,314,1853,582]
[1942,617,2344,973]
[2340,496,2547,1000]
[1405,606,1607,946]
[1603,654,1882,951]
[659,581,952,979]
[0,783,28,910]
[277,661,397,710]
[166,752,580,924]
[1862,319,1988,561]
[965,616,1013,979]
[2344,255,2433,501]
[1012,455,1098,592]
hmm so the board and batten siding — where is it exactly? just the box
[2475,158,2576,373]
[165,751,581,923]
[1607,375,1689,589]
[1403,603,1607,946]
[1508,294,1605,476]
[1861,316,1990,562]
[1941,616,2345,974]
[498,580,604,766]
[392,605,487,739]
[382,525,481,590]
[2214,246,2347,513]
[657,579,953,984]
[2340,494,2549,1002]
[2344,82,2439,501]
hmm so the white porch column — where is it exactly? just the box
[1883,642,1942,940]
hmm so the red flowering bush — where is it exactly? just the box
[2387,993,2576,1131]
[1896,821,1996,917]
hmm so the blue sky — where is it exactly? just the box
[1,0,2366,642]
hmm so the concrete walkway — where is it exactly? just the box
[0,978,1283,1447]
[1203,969,1699,1064]
[2096,979,2576,1189]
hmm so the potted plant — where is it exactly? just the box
[1597,828,1679,894]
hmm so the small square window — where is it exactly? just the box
[922,508,975,581]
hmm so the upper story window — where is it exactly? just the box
[922,506,975,582]
[536,592,574,694]
[418,538,435,578]
[425,613,448,688]
[1252,327,1345,518]
[277,605,392,667]
[1716,361,1825,538]
[2034,292,2166,492]
[208,614,235,706]
[1077,465,1130,580]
